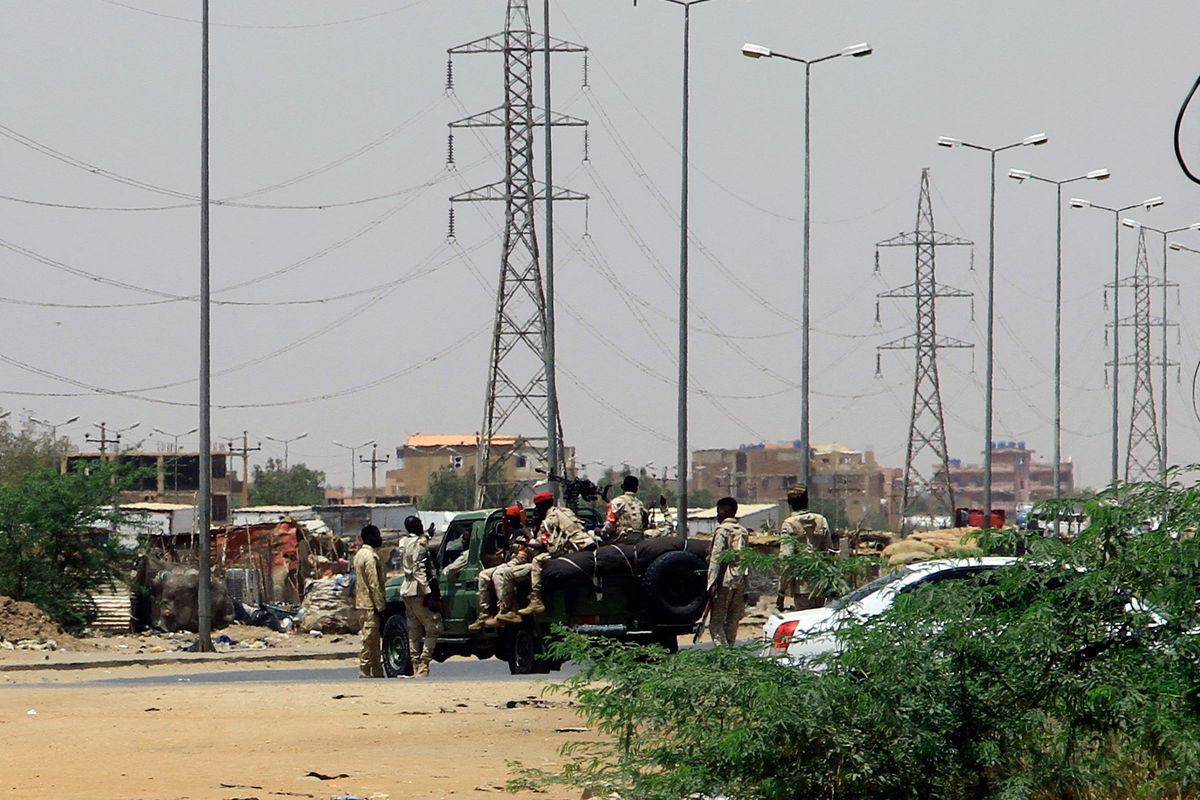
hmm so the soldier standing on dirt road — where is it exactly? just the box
[601,475,648,545]
[353,524,387,678]
[778,484,833,610]
[398,514,443,678]
[706,497,750,646]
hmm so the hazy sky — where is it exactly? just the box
[3,0,1200,492]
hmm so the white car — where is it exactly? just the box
[763,557,1018,664]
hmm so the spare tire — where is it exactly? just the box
[640,550,707,623]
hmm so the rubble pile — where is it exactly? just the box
[0,595,79,650]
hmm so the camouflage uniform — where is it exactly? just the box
[470,526,529,629]
[540,505,596,554]
[352,543,386,678]
[706,517,750,646]
[398,531,442,677]
[779,510,832,606]
[601,491,648,544]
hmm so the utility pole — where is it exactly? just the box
[876,169,974,527]
[360,443,390,504]
[448,0,588,507]
[86,422,130,460]
[225,431,261,508]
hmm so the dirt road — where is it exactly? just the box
[1,659,588,800]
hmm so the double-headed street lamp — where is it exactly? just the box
[333,439,375,502]
[937,132,1047,526]
[1008,167,1110,507]
[1069,196,1163,484]
[30,414,79,441]
[742,39,872,490]
[1122,218,1200,471]
[265,431,308,471]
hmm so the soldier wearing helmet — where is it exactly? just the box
[398,514,442,677]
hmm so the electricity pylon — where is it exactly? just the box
[876,168,974,525]
[448,0,587,506]
[1108,227,1175,482]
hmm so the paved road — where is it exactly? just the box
[35,659,583,687]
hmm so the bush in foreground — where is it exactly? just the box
[518,475,1200,800]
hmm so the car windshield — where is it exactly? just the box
[829,567,912,610]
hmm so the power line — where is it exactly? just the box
[94,0,432,30]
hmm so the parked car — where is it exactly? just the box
[763,557,1019,664]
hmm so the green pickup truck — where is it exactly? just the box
[381,506,709,675]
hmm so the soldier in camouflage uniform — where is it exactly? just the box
[352,525,387,678]
[398,515,442,678]
[468,506,529,631]
[601,475,649,544]
[512,491,595,616]
[778,484,832,610]
[706,497,750,646]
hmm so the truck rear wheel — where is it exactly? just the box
[641,550,707,623]
[381,613,413,678]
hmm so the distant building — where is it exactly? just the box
[383,433,574,505]
[64,450,241,521]
[938,441,1074,516]
[691,441,891,529]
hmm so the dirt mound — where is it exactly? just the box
[0,595,78,648]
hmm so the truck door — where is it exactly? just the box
[438,519,478,629]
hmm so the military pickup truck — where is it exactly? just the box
[380,506,709,675]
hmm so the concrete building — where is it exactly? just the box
[64,450,241,521]
[383,433,574,505]
[691,441,891,529]
[939,441,1074,516]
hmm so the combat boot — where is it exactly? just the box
[518,591,546,616]
[468,611,494,632]
[494,610,523,625]
[414,659,431,678]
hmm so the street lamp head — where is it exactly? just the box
[1170,241,1185,251]
[1022,132,1049,146]
[742,42,772,59]
[1121,218,1140,229]
[840,42,872,57]
[295,432,309,442]
[937,136,961,148]
[1069,198,1091,208]
[1008,169,1031,182]
[1144,196,1165,209]
[1086,169,1111,181]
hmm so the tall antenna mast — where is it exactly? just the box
[448,0,587,506]
[876,168,974,526]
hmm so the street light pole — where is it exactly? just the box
[333,439,375,502]
[1069,196,1163,485]
[1008,168,1109,507]
[655,0,713,536]
[1121,218,1200,473]
[265,432,309,471]
[30,414,79,442]
[153,426,199,493]
[742,39,871,494]
[938,132,1048,525]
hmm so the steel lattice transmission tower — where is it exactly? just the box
[876,169,974,523]
[448,0,587,506]
[1108,227,1175,482]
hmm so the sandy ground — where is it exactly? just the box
[0,659,591,800]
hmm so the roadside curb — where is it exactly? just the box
[0,649,356,673]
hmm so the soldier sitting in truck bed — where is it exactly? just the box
[468,506,530,631]
[505,491,596,616]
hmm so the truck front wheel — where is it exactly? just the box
[507,619,556,674]
[381,613,413,677]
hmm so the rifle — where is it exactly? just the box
[692,560,727,644]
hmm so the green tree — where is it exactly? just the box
[0,462,134,632]
[248,458,325,505]
[0,412,73,486]
[520,475,1200,800]
[419,465,476,510]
